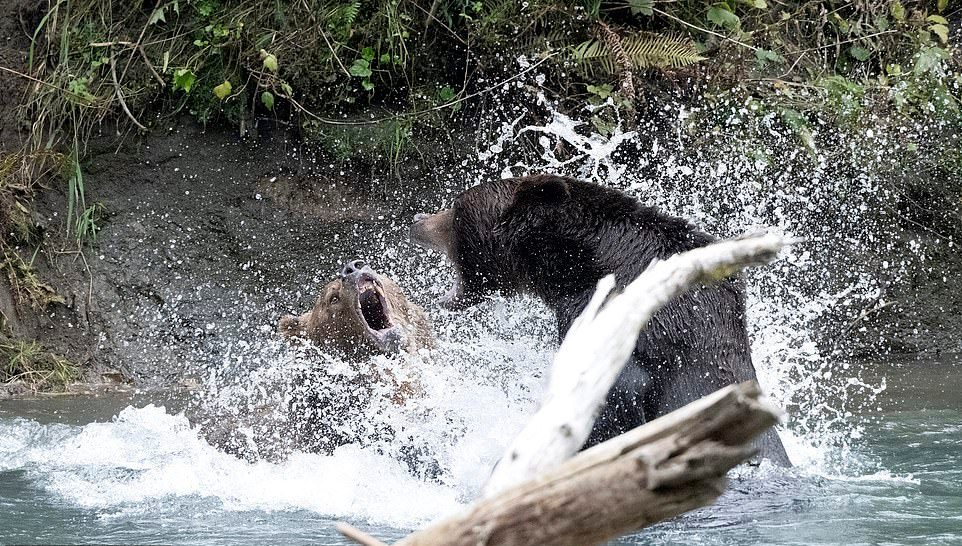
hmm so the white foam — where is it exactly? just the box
[1,405,461,527]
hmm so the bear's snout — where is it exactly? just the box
[410,209,454,255]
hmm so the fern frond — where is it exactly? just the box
[571,31,705,72]
[342,0,360,27]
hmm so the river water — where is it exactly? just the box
[0,352,958,545]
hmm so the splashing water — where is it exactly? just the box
[458,87,917,474]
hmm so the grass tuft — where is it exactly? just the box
[0,338,79,392]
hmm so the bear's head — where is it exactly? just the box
[410,174,585,308]
[278,260,433,355]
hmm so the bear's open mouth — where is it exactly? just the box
[356,275,393,332]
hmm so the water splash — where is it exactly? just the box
[0,407,459,527]
[455,82,924,474]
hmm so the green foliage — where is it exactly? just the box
[628,0,654,16]
[63,145,98,247]
[261,91,275,110]
[173,69,196,93]
[213,80,233,100]
[755,48,784,68]
[0,151,71,312]
[303,117,414,174]
[707,4,740,30]
[19,0,961,170]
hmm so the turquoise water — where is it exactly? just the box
[0,354,958,546]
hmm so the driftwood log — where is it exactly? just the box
[338,234,788,546]
[392,381,778,546]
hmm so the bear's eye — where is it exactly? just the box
[328,295,339,305]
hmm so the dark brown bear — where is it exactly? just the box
[410,174,790,465]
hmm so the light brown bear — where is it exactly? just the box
[278,259,434,404]
[279,259,434,356]
[197,261,436,463]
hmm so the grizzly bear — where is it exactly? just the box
[411,174,790,465]
[279,259,434,357]
[195,261,435,463]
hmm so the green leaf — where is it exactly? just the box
[926,15,948,24]
[830,13,850,34]
[195,0,215,17]
[572,32,705,71]
[349,59,372,78]
[361,46,376,61]
[261,50,278,73]
[890,1,905,21]
[379,53,391,64]
[67,77,94,102]
[707,5,740,30]
[148,6,166,25]
[361,80,374,91]
[173,68,195,93]
[280,82,293,96]
[915,47,948,75]
[213,80,232,100]
[849,46,871,61]
[754,48,784,66]
[260,91,274,110]
[938,0,948,12]
[438,86,456,102]
[628,0,654,16]
[586,83,613,99]
[931,24,949,44]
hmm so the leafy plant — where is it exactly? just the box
[572,31,705,73]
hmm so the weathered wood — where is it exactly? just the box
[392,381,778,546]
[482,233,786,496]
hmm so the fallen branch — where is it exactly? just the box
[392,382,778,546]
[336,523,389,546]
[90,41,165,86]
[109,53,147,131]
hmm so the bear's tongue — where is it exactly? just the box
[359,287,391,331]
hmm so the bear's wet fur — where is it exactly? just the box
[411,174,790,465]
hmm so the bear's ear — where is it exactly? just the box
[512,175,571,206]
